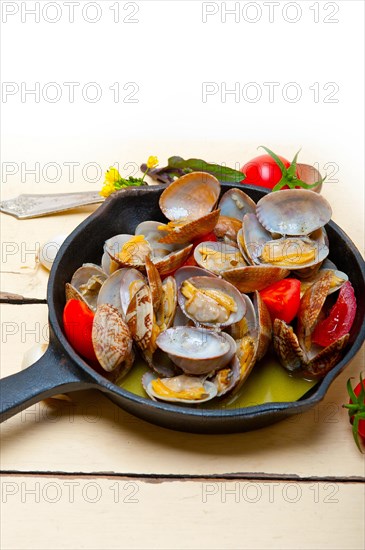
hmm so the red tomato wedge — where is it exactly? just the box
[312,282,357,347]
[259,278,301,324]
[63,299,97,362]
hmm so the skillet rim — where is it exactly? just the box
[48,184,365,422]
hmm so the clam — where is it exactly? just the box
[256,189,332,236]
[105,234,152,271]
[178,276,246,328]
[257,236,329,270]
[273,271,351,379]
[101,251,120,275]
[211,356,241,397]
[156,276,178,331]
[214,216,242,246]
[222,265,289,294]
[92,303,132,372]
[97,268,129,314]
[218,188,256,220]
[126,284,156,353]
[239,214,272,265]
[66,264,107,311]
[156,327,236,375]
[194,242,246,275]
[172,266,216,329]
[297,271,332,352]
[299,268,349,298]
[135,221,194,274]
[273,318,349,379]
[145,255,163,312]
[219,292,272,396]
[174,266,217,287]
[158,172,221,244]
[119,268,146,318]
[142,372,217,404]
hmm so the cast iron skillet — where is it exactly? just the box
[1,184,365,434]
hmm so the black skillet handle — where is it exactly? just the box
[0,341,96,422]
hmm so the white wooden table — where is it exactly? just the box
[1,147,364,550]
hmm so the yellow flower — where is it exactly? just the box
[147,156,159,170]
[105,167,122,184]
[100,181,116,198]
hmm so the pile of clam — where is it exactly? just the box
[65,172,352,405]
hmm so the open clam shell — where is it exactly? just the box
[97,268,130,314]
[158,210,221,245]
[105,234,152,271]
[222,265,290,294]
[146,256,163,312]
[125,284,154,352]
[156,276,178,331]
[174,266,217,287]
[218,188,256,220]
[214,215,242,245]
[101,251,119,275]
[212,356,241,397]
[273,318,349,379]
[92,303,132,372]
[178,276,246,328]
[69,264,107,311]
[256,189,332,236]
[258,236,329,270]
[119,268,146,318]
[299,268,349,298]
[142,372,217,404]
[156,327,236,375]
[239,214,272,265]
[194,242,246,275]
[135,221,194,274]
[159,171,221,222]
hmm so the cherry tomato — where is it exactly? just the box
[312,282,357,347]
[344,374,365,451]
[63,299,97,362]
[350,380,365,441]
[260,278,301,324]
[241,154,291,189]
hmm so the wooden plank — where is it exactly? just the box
[0,476,363,550]
[1,304,364,478]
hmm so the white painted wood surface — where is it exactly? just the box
[1,145,364,549]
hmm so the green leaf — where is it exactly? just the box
[352,415,362,452]
[346,377,358,404]
[167,156,245,183]
[292,176,326,190]
[286,149,302,179]
[258,145,287,174]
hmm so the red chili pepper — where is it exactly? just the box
[312,282,357,348]
[343,374,365,452]
[260,278,301,324]
[63,299,97,362]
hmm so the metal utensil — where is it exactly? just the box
[0,191,104,219]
